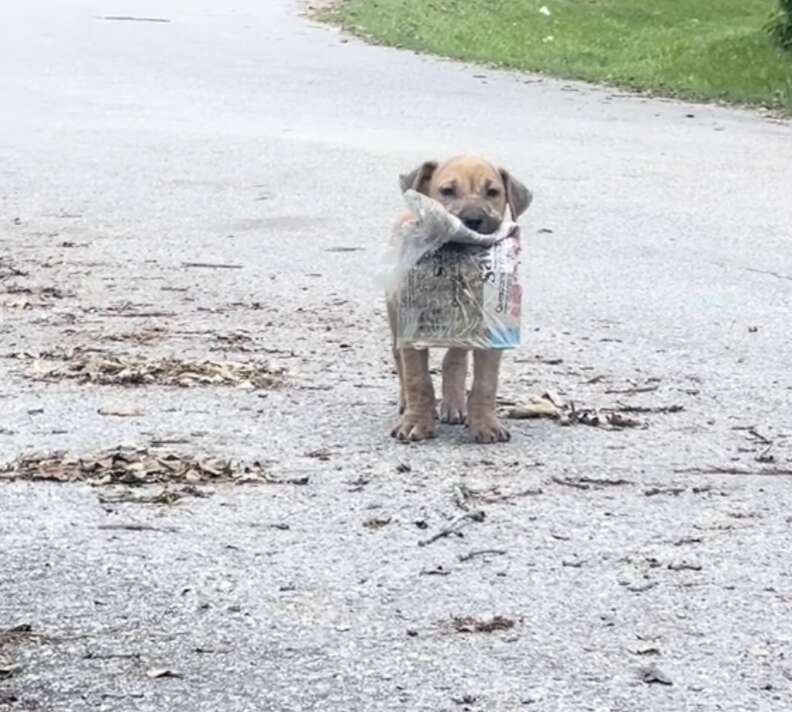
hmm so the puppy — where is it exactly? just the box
[388,155,532,443]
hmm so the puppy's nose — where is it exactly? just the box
[458,207,488,232]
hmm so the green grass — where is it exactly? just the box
[325,0,792,112]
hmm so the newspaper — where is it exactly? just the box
[387,190,522,350]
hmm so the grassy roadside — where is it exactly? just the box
[323,0,792,112]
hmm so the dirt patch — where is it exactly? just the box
[12,347,285,389]
[299,0,341,17]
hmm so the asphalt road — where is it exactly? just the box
[2,1,792,711]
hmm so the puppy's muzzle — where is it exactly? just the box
[457,206,501,235]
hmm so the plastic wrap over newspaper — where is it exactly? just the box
[389,190,522,350]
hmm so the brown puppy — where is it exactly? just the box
[388,155,532,443]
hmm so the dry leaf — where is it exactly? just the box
[633,646,662,656]
[145,667,181,679]
[451,616,515,634]
[541,390,565,408]
[0,664,21,679]
[607,412,641,428]
[363,516,392,529]
[640,663,673,685]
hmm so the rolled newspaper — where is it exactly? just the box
[389,191,523,350]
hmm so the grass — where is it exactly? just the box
[324,0,792,112]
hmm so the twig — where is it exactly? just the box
[551,476,589,490]
[182,262,243,270]
[418,511,485,547]
[99,311,175,318]
[645,486,686,497]
[96,15,170,23]
[97,523,178,532]
[458,548,506,562]
[577,476,632,486]
[747,427,773,445]
[625,581,658,593]
[673,466,792,477]
[611,404,684,415]
[474,488,544,503]
[83,651,141,660]
[604,385,659,395]
[263,474,310,486]
[745,266,792,282]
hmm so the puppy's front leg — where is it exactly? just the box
[468,350,510,444]
[387,299,405,414]
[440,348,468,424]
[391,348,435,441]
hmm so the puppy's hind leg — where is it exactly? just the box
[440,348,468,424]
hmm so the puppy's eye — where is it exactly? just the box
[486,188,501,198]
[439,186,456,197]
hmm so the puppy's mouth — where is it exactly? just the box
[441,199,503,235]
[457,214,502,235]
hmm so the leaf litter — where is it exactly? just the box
[0,624,45,681]
[504,391,683,430]
[0,446,304,492]
[1,282,72,301]
[0,624,42,649]
[16,347,285,389]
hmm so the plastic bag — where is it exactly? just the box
[386,190,523,350]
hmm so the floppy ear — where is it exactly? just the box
[399,161,439,195]
[499,169,533,219]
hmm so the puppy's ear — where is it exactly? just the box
[499,169,533,219]
[399,161,438,195]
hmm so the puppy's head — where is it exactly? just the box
[400,155,532,234]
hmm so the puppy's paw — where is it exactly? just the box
[468,414,511,444]
[391,412,435,442]
[440,399,466,425]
